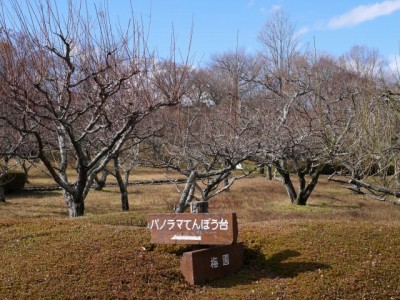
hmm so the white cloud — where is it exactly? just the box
[259,4,280,15]
[327,0,400,29]
[294,26,309,39]
[271,5,281,13]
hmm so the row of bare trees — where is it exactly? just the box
[158,10,400,207]
[1,3,400,216]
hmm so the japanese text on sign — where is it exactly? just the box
[148,218,229,231]
[210,253,230,269]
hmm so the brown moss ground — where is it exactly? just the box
[24,166,183,187]
[1,176,400,299]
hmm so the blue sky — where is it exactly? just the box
[5,0,400,68]
[113,0,400,68]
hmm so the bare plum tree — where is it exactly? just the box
[152,102,261,213]
[329,46,400,205]
[149,51,262,212]
[0,0,189,216]
[255,11,356,205]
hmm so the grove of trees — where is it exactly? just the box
[1,2,400,217]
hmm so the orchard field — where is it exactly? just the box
[1,169,400,299]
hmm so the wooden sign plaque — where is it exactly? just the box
[147,213,238,245]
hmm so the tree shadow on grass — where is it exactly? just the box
[7,191,62,200]
[308,203,360,209]
[209,247,330,287]
[257,249,330,278]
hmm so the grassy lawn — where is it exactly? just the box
[1,174,400,299]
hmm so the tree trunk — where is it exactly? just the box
[293,189,308,205]
[282,172,297,204]
[259,164,265,175]
[94,169,108,191]
[190,201,209,213]
[395,159,400,190]
[274,163,297,203]
[175,170,197,213]
[0,185,5,202]
[273,160,297,203]
[293,171,321,206]
[64,191,85,217]
[114,156,129,211]
[124,170,131,188]
[274,161,322,205]
[266,164,273,180]
[119,186,129,211]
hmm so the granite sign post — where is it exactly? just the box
[180,242,244,285]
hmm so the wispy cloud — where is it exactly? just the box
[294,26,309,39]
[271,5,281,13]
[327,0,400,29]
[259,4,281,15]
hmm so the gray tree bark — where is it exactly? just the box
[64,191,85,217]
[175,170,197,213]
[114,155,129,211]
[190,201,209,213]
[395,159,400,190]
[293,172,321,205]
[94,169,108,191]
[275,160,321,206]
[266,164,273,180]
